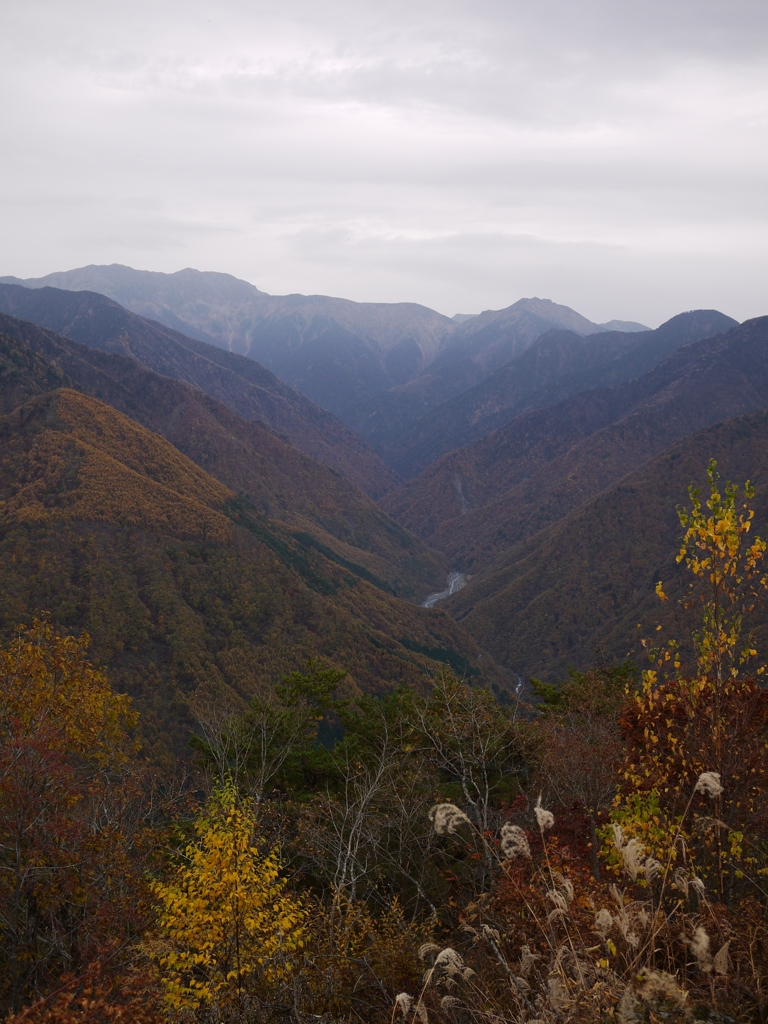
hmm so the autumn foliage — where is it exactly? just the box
[147,781,305,1012]
[2,459,768,1022]
[0,622,140,1012]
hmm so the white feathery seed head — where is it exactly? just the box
[518,945,537,978]
[500,822,531,859]
[673,867,690,896]
[690,875,706,898]
[394,992,413,1017]
[428,803,471,835]
[594,908,614,938]
[695,771,723,798]
[547,974,570,1011]
[619,968,686,1023]
[433,948,465,976]
[644,858,663,884]
[418,943,440,962]
[621,837,646,882]
[534,794,555,832]
[612,822,625,851]
[637,968,686,1006]
[554,873,574,902]
[690,926,712,972]
[546,888,569,923]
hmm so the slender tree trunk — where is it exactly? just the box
[588,811,601,880]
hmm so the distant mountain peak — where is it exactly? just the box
[2,265,658,438]
[599,318,650,332]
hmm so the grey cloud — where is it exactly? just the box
[1,0,767,324]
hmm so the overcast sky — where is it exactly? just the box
[2,0,767,325]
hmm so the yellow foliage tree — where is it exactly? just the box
[0,621,137,1012]
[653,457,768,684]
[607,461,768,893]
[0,618,136,763]
[148,781,305,1011]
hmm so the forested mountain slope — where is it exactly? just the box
[0,284,399,498]
[444,409,768,681]
[428,296,630,377]
[0,387,495,757]
[0,319,443,600]
[379,310,737,477]
[0,265,454,419]
[382,316,768,570]
[341,297,633,447]
[4,268,647,438]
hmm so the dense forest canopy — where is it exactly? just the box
[1,301,768,1022]
[2,454,767,1022]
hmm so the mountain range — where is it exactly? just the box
[0,314,442,601]
[7,261,767,692]
[375,315,768,681]
[382,315,764,573]
[443,407,768,682]
[2,266,647,431]
[0,329,497,755]
[376,310,737,477]
[0,282,398,499]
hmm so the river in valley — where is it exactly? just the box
[422,571,466,608]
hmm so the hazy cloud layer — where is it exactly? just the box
[2,0,767,323]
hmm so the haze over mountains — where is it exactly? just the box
[378,310,736,477]
[382,313,756,570]
[6,261,768,690]
[0,282,399,499]
[2,266,647,430]
[378,314,768,681]
[0,319,496,753]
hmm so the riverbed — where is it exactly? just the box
[422,571,466,607]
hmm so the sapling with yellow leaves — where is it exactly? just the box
[654,457,768,683]
[0,620,140,1013]
[607,460,768,895]
[148,780,305,1012]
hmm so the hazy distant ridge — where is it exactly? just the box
[0,282,400,499]
[2,266,647,430]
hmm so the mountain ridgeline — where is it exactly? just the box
[2,266,646,433]
[381,314,760,571]
[0,348,497,756]
[7,261,768,691]
[0,283,399,499]
[444,408,768,682]
[376,315,768,683]
[0,315,444,601]
[378,310,738,477]
[0,267,454,421]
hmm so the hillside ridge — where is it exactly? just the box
[3,266,639,431]
[377,309,737,476]
[444,407,768,681]
[0,386,499,756]
[0,282,400,498]
[382,316,768,573]
[0,317,444,599]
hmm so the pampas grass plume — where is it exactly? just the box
[534,795,555,831]
[500,822,531,859]
[695,771,723,798]
[428,803,471,835]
